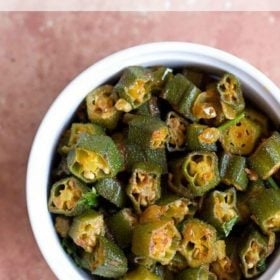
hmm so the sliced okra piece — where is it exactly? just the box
[86,85,121,129]
[217,73,245,119]
[136,96,160,118]
[140,196,195,224]
[249,187,280,233]
[132,219,181,265]
[249,131,280,179]
[166,111,188,152]
[107,208,137,248]
[128,115,168,149]
[55,216,71,238]
[219,152,248,191]
[59,123,105,154]
[69,210,105,253]
[182,152,220,196]
[179,219,218,267]
[67,134,124,183]
[238,227,274,278]
[177,267,217,280]
[201,188,239,237]
[182,67,206,88]
[220,116,261,156]
[83,236,128,278]
[245,107,269,137]
[167,252,188,273]
[186,123,217,152]
[114,66,153,112]
[153,264,174,280]
[121,266,160,280]
[125,144,167,174]
[127,162,162,213]
[48,177,97,216]
[161,74,201,121]
[168,158,193,198]
[210,255,241,280]
[95,178,126,208]
[149,66,173,93]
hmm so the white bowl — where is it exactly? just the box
[26,42,280,280]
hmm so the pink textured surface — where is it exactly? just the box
[1,12,280,279]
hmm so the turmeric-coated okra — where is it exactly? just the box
[238,227,275,278]
[127,162,162,213]
[69,210,105,253]
[82,236,128,278]
[182,151,220,196]
[48,177,97,216]
[67,134,123,183]
[217,73,245,119]
[249,131,280,179]
[201,188,239,237]
[179,219,221,267]
[107,208,137,249]
[132,219,181,265]
[139,195,195,224]
[86,85,121,129]
[114,66,153,112]
[166,111,188,152]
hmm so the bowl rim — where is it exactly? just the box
[26,41,280,280]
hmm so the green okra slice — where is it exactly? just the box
[132,219,181,265]
[153,264,174,280]
[166,111,188,152]
[149,66,173,94]
[121,266,160,280]
[238,227,275,278]
[114,66,153,112]
[83,236,128,278]
[161,74,201,121]
[95,178,126,208]
[220,117,261,156]
[249,187,280,233]
[128,115,168,149]
[86,85,121,130]
[182,152,220,196]
[249,131,280,179]
[179,219,219,267]
[217,73,245,120]
[186,123,217,152]
[182,68,206,88]
[69,210,105,253]
[67,134,124,183]
[176,267,217,280]
[136,96,160,118]
[125,144,168,174]
[245,107,269,137]
[167,252,188,273]
[219,152,248,191]
[127,162,162,213]
[48,177,97,216]
[168,158,193,198]
[58,123,105,154]
[107,208,137,248]
[201,188,239,237]
[140,196,196,224]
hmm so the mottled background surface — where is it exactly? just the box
[1,12,280,280]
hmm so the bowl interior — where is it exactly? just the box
[26,42,280,280]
